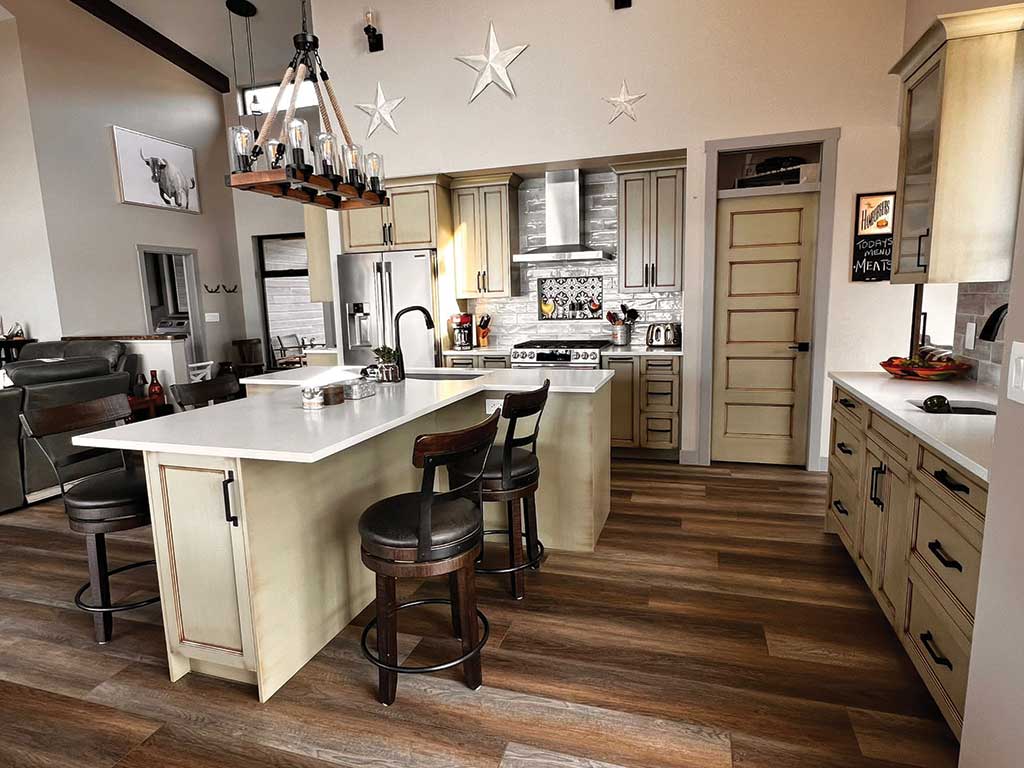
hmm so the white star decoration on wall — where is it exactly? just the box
[455,22,528,103]
[604,81,646,123]
[355,82,405,137]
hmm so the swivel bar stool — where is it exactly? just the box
[358,410,501,705]
[451,381,550,599]
[20,394,158,644]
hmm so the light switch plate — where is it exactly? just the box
[1008,341,1024,405]
[204,312,220,323]
[485,398,502,414]
[965,321,977,351]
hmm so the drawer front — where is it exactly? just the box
[912,494,981,618]
[640,414,678,449]
[866,411,912,467]
[640,375,679,413]
[480,356,509,369]
[906,578,971,724]
[828,469,860,551]
[832,385,867,428]
[917,448,987,524]
[641,356,680,376]
[830,416,863,482]
[447,356,476,369]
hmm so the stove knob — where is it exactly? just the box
[590,351,598,360]
[528,351,535,359]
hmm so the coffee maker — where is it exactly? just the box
[450,313,475,351]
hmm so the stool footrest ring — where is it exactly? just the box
[360,598,489,674]
[74,560,160,614]
[475,529,545,574]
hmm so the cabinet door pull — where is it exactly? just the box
[388,222,394,244]
[869,463,887,510]
[838,398,857,410]
[832,500,849,516]
[915,228,931,269]
[476,271,481,292]
[644,263,650,287]
[934,469,969,495]
[919,631,953,670]
[381,224,387,245]
[836,442,854,455]
[927,540,964,572]
[483,271,488,292]
[222,471,238,527]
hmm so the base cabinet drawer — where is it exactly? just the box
[640,375,679,412]
[917,448,988,526]
[480,355,509,369]
[866,410,912,467]
[832,385,867,428]
[640,414,678,449]
[905,576,971,734]
[829,415,863,482]
[446,356,476,369]
[911,492,982,619]
[640,356,680,375]
[828,470,860,553]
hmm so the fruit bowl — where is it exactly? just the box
[880,357,973,381]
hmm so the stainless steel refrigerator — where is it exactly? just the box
[336,249,440,368]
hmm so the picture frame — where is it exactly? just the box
[850,191,894,282]
[111,125,201,214]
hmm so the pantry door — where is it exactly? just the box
[711,192,818,465]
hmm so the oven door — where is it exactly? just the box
[510,361,597,370]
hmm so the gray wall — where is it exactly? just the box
[4,0,243,359]
[468,172,681,346]
[953,281,1011,387]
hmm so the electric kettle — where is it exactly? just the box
[646,322,681,347]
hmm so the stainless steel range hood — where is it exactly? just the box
[512,169,613,263]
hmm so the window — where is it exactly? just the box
[256,235,333,368]
[241,80,317,116]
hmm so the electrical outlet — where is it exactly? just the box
[485,398,503,414]
[204,312,220,323]
[965,321,977,351]
[1008,341,1024,405]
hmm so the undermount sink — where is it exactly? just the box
[404,372,484,381]
[908,399,997,416]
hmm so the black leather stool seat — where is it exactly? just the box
[65,469,148,511]
[451,446,539,490]
[359,493,482,560]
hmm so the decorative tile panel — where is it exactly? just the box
[537,277,604,321]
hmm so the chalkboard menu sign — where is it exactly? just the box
[851,192,895,282]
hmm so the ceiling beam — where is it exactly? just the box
[68,0,230,93]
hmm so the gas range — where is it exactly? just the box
[510,339,609,369]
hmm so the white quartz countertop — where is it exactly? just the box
[601,345,683,357]
[442,348,512,356]
[829,372,997,481]
[76,368,613,463]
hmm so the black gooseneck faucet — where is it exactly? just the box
[393,305,435,380]
[978,303,1009,342]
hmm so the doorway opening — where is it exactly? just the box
[137,247,205,363]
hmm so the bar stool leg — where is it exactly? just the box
[374,573,398,705]
[453,564,482,690]
[523,494,540,570]
[85,534,113,644]
[448,572,462,640]
[506,501,525,599]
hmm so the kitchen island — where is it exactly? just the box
[74,369,612,702]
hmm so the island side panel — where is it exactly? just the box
[237,394,486,702]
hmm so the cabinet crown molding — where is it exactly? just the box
[388,174,452,189]
[610,156,686,174]
[450,172,522,189]
[892,3,1024,78]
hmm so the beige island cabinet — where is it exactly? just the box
[74,368,611,703]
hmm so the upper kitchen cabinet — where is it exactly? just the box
[342,175,452,253]
[890,6,1024,284]
[612,161,685,294]
[451,173,521,299]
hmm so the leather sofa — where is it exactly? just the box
[0,340,132,513]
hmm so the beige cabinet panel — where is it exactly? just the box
[859,443,887,586]
[878,458,911,629]
[481,186,508,295]
[910,490,982,618]
[650,169,684,291]
[640,414,678,449]
[617,172,649,294]
[342,206,388,252]
[304,205,332,303]
[606,355,639,447]
[389,185,436,249]
[452,187,482,297]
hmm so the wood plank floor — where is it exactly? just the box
[0,460,960,767]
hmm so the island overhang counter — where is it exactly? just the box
[73,369,612,701]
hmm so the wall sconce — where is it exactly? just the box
[363,9,384,53]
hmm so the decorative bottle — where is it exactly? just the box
[147,370,165,403]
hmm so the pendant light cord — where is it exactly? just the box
[246,15,257,133]
[227,7,241,127]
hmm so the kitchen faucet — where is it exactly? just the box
[979,303,1009,342]
[393,305,435,380]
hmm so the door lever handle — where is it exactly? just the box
[788,342,811,352]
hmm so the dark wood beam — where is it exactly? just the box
[68,0,230,93]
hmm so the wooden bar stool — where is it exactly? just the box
[170,373,241,409]
[358,410,501,705]
[20,394,158,644]
[451,381,550,600]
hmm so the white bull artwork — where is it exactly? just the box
[140,147,196,209]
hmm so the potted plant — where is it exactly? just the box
[373,345,401,382]
[606,304,640,346]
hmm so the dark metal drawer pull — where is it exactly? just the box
[222,471,238,527]
[836,442,854,455]
[919,631,953,670]
[927,540,963,572]
[832,500,849,516]
[934,469,969,495]
[915,228,930,269]
[647,427,673,433]
[838,398,857,409]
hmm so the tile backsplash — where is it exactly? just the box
[953,281,1010,387]
[468,172,682,346]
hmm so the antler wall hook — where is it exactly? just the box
[204,284,221,294]
[222,284,239,294]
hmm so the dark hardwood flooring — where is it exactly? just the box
[0,461,959,767]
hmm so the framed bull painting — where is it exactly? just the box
[111,126,201,214]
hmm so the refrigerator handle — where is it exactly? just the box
[382,260,395,348]
[373,261,385,349]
